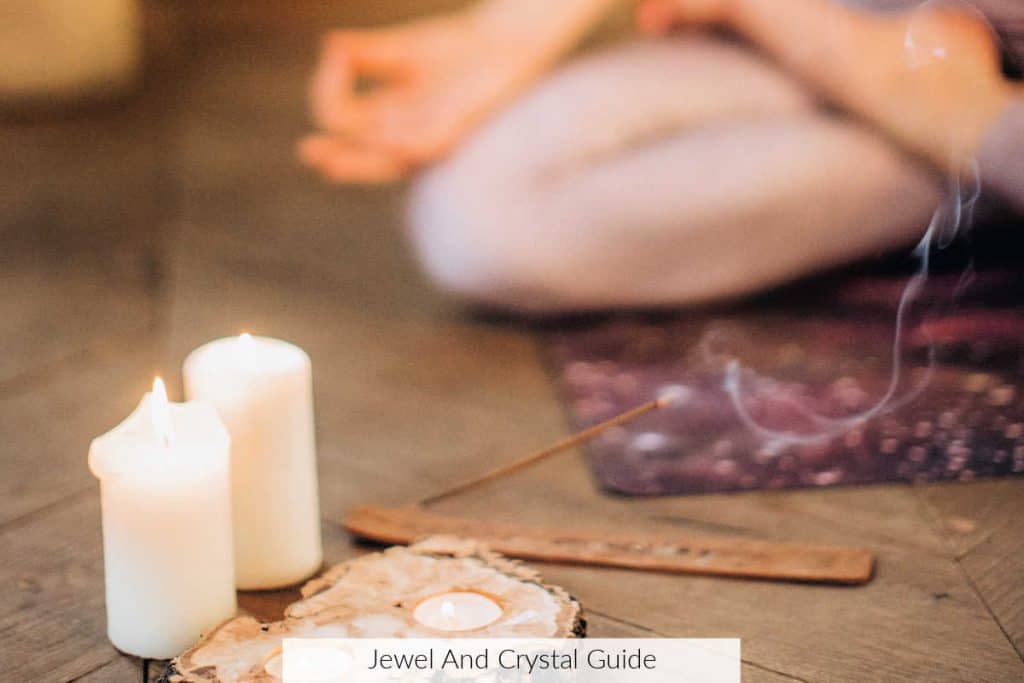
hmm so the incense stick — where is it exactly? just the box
[420,392,678,505]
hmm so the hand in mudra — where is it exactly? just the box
[299,11,540,183]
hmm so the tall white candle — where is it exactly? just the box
[89,378,236,659]
[183,334,322,589]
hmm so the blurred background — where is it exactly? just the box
[5,5,594,677]
[3,0,1024,565]
[2,0,569,529]
[3,2,1024,680]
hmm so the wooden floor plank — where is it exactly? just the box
[0,340,159,527]
[915,480,1024,558]
[541,560,1023,682]
[585,612,801,682]
[0,0,180,527]
[161,227,568,519]
[917,480,1024,656]
[0,495,115,682]
[427,454,1024,681]
[0,57,174,389]
[960,538,1024,659]
[0,260,156,390]
[74,657,144,683]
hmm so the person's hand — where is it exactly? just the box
[299,11,546,183]
[636,0,1020,171]
[300,12,504,183]
[636,0,728,30]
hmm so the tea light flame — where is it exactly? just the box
[413,592,503,631]
[239,332,254,346]
[151,377,175,446]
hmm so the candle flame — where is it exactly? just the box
[151,377,175,446]
[239,332,254,345]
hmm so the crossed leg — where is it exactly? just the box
[407,37,942,313]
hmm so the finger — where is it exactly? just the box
[635,0,681,35]
[338,89,419,139]
[355,121,452,165]
[311,30,417,133]
[636,0,725,33]
[322,29,414,77]
[311,56,401,134]
[350,91,466,163]
[297,135,410,184]
[310,46,355,131]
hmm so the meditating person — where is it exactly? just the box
[300,0,1023,312]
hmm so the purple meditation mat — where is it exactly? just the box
[544,269,1024,496]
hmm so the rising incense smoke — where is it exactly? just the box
[722,0,991,452]
[723,164,980,452]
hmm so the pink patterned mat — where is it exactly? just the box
[544,270,1024,495]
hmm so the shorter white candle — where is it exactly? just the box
[183,334,322,589]
[89,378,236,659]
[413,592,504,631]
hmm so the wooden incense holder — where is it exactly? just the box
[345,505,875,585]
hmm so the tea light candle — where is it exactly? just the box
[413,592,504,631]
[88,378,236,659]
[184,334,322,589]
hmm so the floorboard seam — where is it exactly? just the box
[586,608,663,635]
[646,513,760,537]
[0,326,154,400]
[760,493,948,557]
[69,654,121,682]
[954,531,996,560]
[953,557,1024,663]
[586,608,808,681]
[740,659,810,683]
[910,486,1024,663]
[911,485,1002,559]
[0,486,94,534]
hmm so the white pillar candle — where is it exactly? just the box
[88,378,236,659]
[183,334,322,589]
[413,592,504,631]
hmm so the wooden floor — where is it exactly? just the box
[1,3,1022,681]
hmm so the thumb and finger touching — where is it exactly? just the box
[303,23,483,183]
